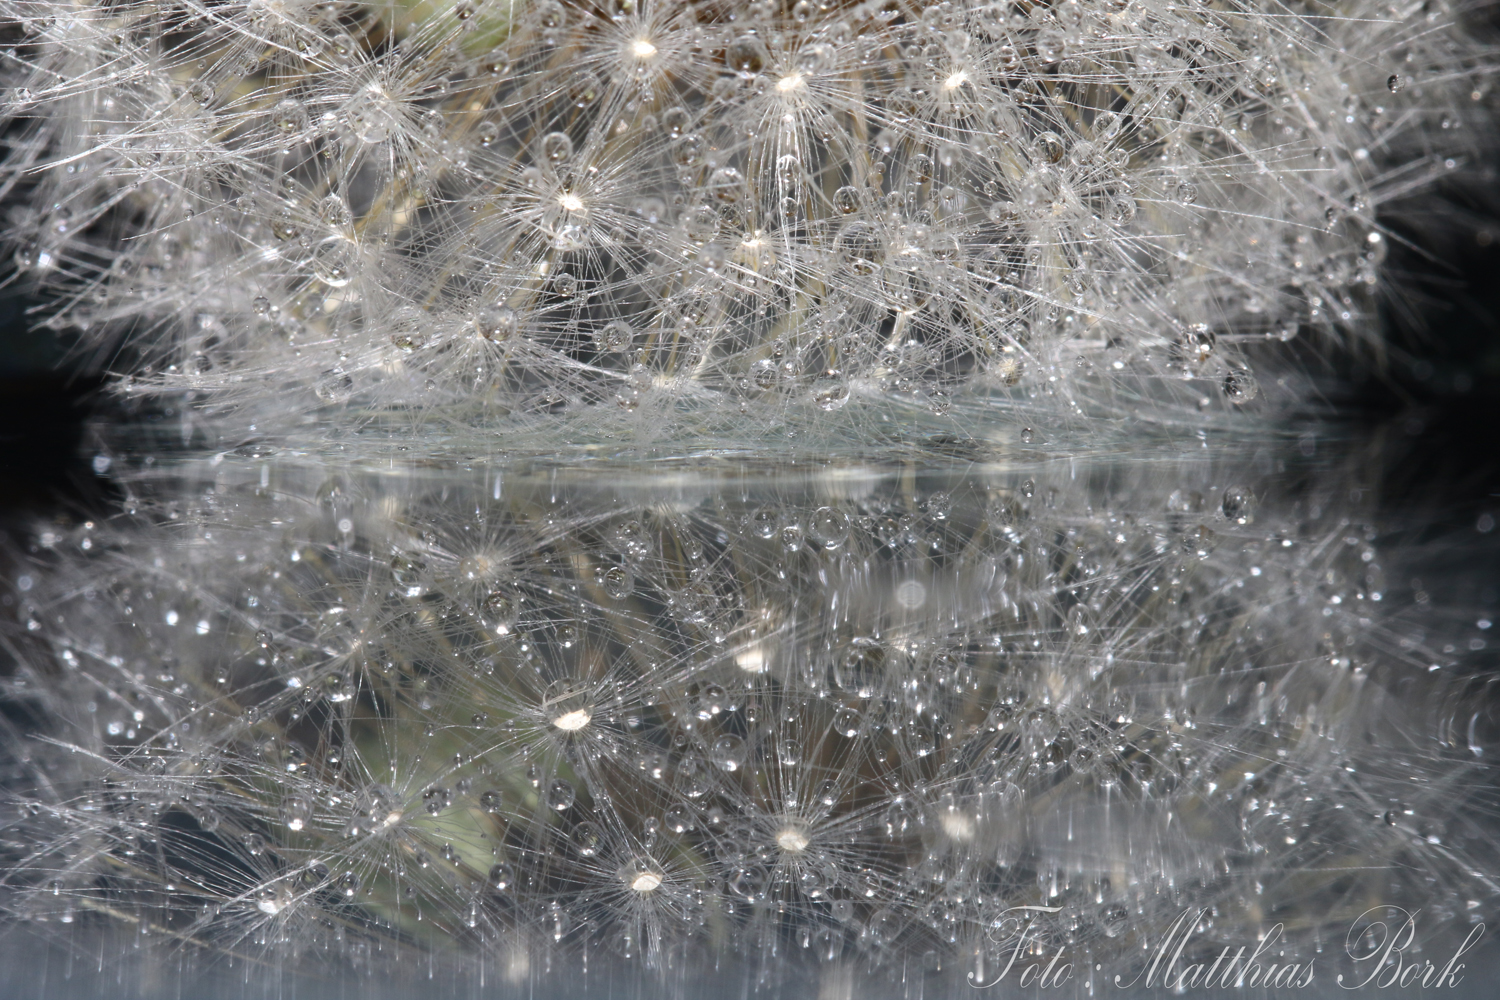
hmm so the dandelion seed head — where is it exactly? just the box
[775,826,810,854]
[551,708,591,731]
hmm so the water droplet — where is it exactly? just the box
[601,565,634,599]
[475,305,519,341]
[1223,367,1258,403]
[664,804,694,834]
[1387,73,1405,93]
[711,734,747,771]
[489,862,515,891]
[271,97,308,135]
[540,131,573,164]
[545,779,576,810]
[423,787,453,815]
[833,706,864,737]
[838,222,880,274]
[813,377,850,411]
[708,166,743,203]
[728,864,768,902]
[834,639,883,698]
[345,83,401,143]
[1032,131,1065,164]
[314,370,353,402]
[482,591,517,629]
[1100,902,1129,937]
[727,35,769,74]
[808,507,850,549]
[312,241,356,287]
[282,795,313,831]
[1222,485,1255,523]
[572,822,602,856]
[833,185,861,215]
[594,320,632,353]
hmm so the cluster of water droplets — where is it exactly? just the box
[0,0,1490,454]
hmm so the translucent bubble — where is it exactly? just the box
[1176,181,1199,205]
[1100,902,1129,937]
[711,734,747,771]
[778,739,803,765]
[271,215,300,242]
[541,131,573,164]
[475,305,519,341]
[271,98,308,135]
[601,565,634,599]
[807,507,850,549]
[925,491,951,519]
[551,271,578,298]
[243,831,267,855]
[480,790,503,813]
[475,120,500,148]
[317,194,352,230]
[489,862,515,891]
[545,779,576,810]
